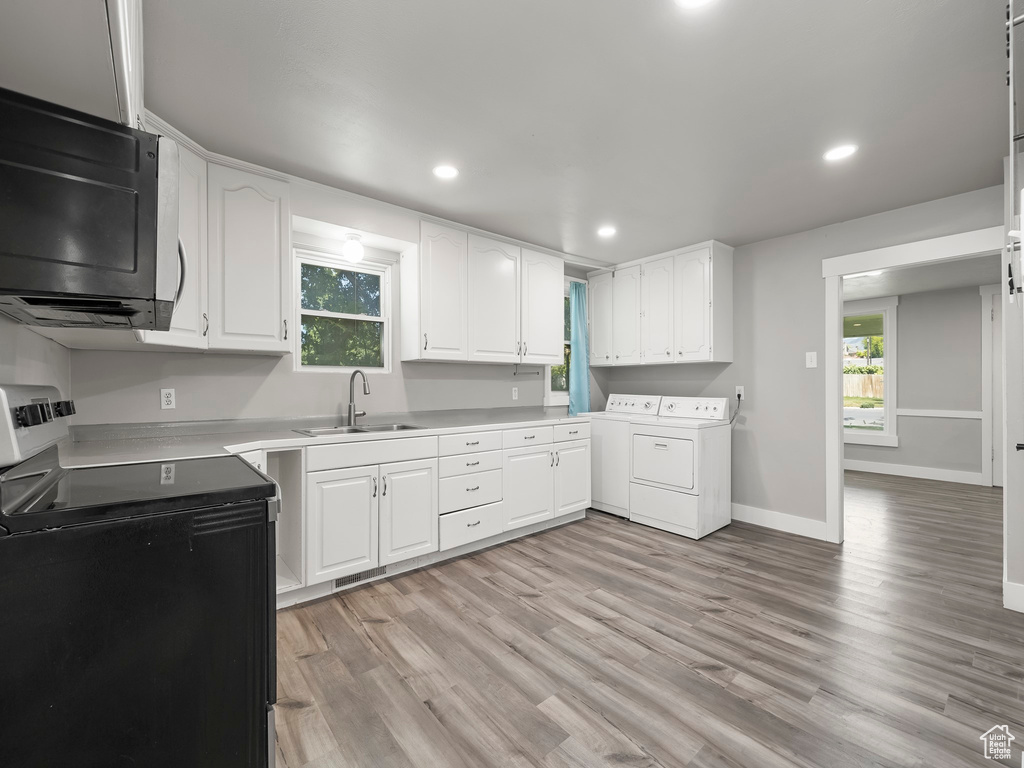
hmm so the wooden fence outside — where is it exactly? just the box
[843,374,884,399]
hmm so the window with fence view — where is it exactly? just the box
[843,312,884,432]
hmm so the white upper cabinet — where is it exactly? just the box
[589,271,614,366]
[588,240,733,366]
[207,164,292,353]
[674,243,733,363]
[402,222,469,361]
[520,249,564,365]
[641,255,673,364]
[612,265,641,365]
[137,143,208,350]
[468,235,520,363]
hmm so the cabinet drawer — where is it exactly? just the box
[502,425,553,449]
[438,430,502,457]
[439,450,502,478]
[439,469,502,514]
[554,423,590,442]
[306,436,437,472]
[439,502,503,551]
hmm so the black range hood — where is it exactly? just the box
[0,86,180,331]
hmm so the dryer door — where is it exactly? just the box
[631,433,694,491]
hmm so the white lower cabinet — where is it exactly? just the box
[306,466,379,584]
[554,440,591,516]
[502,444,555,530]
[379,458,438,566]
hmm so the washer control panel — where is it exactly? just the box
[605,394,662,414]
[659,397,729,421]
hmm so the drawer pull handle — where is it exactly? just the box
[466,441,480,446]
[568,430,578,435]
[523,435,535,440]
[467,486,480,492]
[466,461,480,467]
[467,520,481,527]
[654,443,669,450]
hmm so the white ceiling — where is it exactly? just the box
[842,253,1002,301]
[141,0,1006,262]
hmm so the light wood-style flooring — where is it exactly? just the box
[275,472,1024,767]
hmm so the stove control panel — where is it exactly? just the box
[659,397,730,421]
[0,385,72,467]
[605,394,662,414]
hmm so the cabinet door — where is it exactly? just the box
[641,256,673,364]
[612,265,641,365]
[589,272,614,366]
[420,222,468,360]
[139,144,209,349]
[554,440,591,516]
[674,248,712,362]
[520,249,565,365]
[379,458,439,565]
[502,445,554,531]
[208,164,291,353]
[468,235,520,363]
[306,466,379,584]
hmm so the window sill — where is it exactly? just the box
[844,431,898,447]
[544,392,569,407]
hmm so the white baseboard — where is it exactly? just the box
[1005,580,1024,613]
[731,503,828,541]
[844,459,986,486]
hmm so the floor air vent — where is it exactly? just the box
[335,566,386,589]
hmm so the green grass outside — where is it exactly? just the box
[843,397,883,408]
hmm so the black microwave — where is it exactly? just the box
[0,87,180,331]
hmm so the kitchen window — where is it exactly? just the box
[545,278,584,406]
[843,296,897,447]
[295,250,392,372]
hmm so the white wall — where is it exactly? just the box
[593,185,1004,524]
[0,315,70,395]
[844,287,984,474]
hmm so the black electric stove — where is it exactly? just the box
[0,393,279,768]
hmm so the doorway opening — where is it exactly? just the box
[821,226,1004,544]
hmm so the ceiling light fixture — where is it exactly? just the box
[847,269,883,278]
[597,225,617,238]
[823,144,858,162]
[341,233,364,263]
[433,165,459,179]
[675,0,718,8]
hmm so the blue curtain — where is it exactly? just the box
[568,281,591,416]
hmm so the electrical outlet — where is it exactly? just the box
[512,386,519,401]
[805,351,818,369]
[160,388,176,410]
[735,386,745,400]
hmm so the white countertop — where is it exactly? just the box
[62,408,590,467]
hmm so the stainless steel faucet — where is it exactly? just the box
[348,369,370,426]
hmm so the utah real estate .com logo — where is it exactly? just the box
[980,725,1015,762]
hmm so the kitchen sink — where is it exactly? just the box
[292,426,366,436]
[360,424,423,432]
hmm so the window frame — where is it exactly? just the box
[293,247,393,374]
[545,277,586,407]
[842,295,898,447]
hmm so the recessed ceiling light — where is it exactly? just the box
[853,323,861,327]
[597,225,617,238]
[675,0,717,8]
[433,165,459,179]
[823,144,858,162]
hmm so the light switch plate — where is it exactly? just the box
[805,352,818,369]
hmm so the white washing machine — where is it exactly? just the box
[628,397,732,539]
[585,394,661,517]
